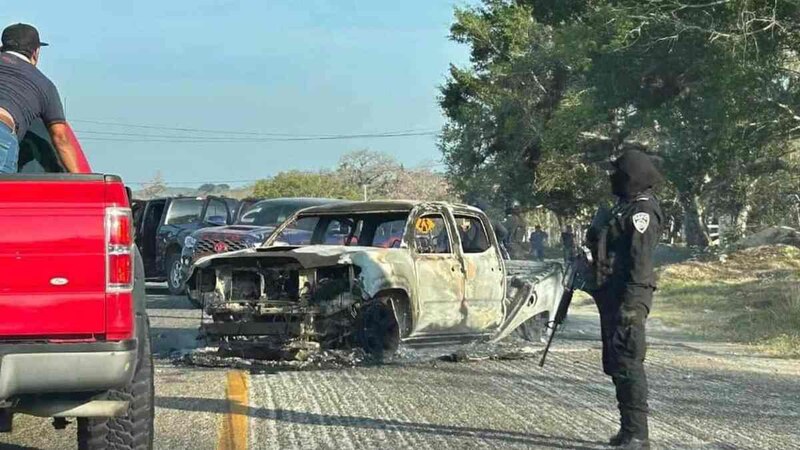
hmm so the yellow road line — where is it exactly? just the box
[217,370,249,450]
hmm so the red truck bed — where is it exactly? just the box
[0,174,133,340]
[0,122,154,448]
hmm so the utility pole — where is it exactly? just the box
[363,184,368,201]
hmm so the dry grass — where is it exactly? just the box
[654,245,800,357]
[659,245,800,283]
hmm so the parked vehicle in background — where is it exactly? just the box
[133,195,256,294]
[182,197,340,306]
[0,119,154,449]
[186,201,565,358]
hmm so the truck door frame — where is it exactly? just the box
[451,207,506,333]
[138,199,168,278]
[408,204,468,335]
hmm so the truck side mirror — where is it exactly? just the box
[206,215,227,226]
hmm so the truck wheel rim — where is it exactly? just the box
[170,261,182,288]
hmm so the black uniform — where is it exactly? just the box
[589,150,663,447]
[504,212,528,259]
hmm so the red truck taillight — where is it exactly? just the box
[105,206,134,340]
[106,207,134,290]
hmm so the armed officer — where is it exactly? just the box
[586,150,663,449]
[503,200,528,259]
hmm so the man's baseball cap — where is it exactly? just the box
[1,23,48,52]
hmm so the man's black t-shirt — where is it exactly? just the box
[0,52,65,139]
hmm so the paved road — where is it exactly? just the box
[2,289,799,449]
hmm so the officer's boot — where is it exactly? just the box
[609,378,631,446]
[608,428,628,446]
[618,411,649,449]
[609,416,635,446]
[619,435,650,450]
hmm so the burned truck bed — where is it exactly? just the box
[493,260,564,343]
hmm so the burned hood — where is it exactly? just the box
[192,245,395,271]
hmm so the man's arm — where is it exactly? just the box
[622,202,659,307]
[48,123,81,173]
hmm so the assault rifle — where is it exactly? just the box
[539,249,591,367]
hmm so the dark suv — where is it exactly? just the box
[182,197,339,305]
[133,196,258,294]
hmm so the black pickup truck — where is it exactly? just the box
[132,196,257,294]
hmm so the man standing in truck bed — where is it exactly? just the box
[0,23,80,173]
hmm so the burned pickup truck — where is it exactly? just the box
[186,201,564,357]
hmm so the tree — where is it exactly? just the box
[140,171,167,199]
[386,165,457,202]
[337,149,400,199]
[439,1,609,218]
[197,183,216,194]
[581,0,800,244]
[252,171,360,200]
[335,150,457,201]
[440,0,800,247]
[197,183,232,195]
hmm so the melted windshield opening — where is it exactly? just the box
[237,201,334,227]
[269,212,409,248]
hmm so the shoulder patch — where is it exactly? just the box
[632,212,650,233]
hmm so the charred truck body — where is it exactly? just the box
[186,201,565,357]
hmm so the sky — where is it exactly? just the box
[2,1,474,187]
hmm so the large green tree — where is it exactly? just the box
[253,171,361,200]
[440,0,800,246]
[440,1,606,218]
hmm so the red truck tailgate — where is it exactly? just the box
[0,176,110,338]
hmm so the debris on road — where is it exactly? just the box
[172,346,368,373]
[173,336,549,373]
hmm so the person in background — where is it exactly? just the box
[529,225,548,261]
[503,200,528,259]
[0,23,80,173]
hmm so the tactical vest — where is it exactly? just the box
[583,194,660,292]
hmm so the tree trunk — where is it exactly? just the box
[680,193,709,248]
[795,205,800,229]
[731,181,756,241]
[732,203,752,240]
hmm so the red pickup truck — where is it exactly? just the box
[0,121,154,449]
